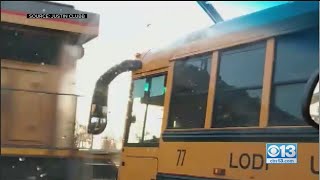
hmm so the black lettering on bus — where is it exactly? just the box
[252,154,264,170]
[311,156,319,174]
[239,153,250,169]
[176,149,186,166]
[229,153,238,168]
[181,149,186,166]
[176,149,182,166]
[229,153,269,170]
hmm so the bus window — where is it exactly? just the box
[168,54,211,129]
[126,75,166,145]
[212,42,266,128]
[127,78,147,143]
[143,76,166,142]
[269,28,319,126]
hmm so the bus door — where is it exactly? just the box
[118,74,167,180]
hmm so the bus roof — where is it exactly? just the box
[1,1,100,44]
[135,1,319,74]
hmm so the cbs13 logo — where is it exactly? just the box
[266,143,297,163]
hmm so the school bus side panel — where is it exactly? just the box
[157,142,319,180]
[118,147,159,180]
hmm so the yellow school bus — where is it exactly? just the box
[88,2,319,180]
[1,1,118,179]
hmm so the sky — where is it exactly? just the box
[51,1,290,151]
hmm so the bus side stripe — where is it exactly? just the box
[162,127,319,142]
[156,173,235,180]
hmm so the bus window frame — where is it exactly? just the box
[211,41,267,128]
[165,41,269,131]
[268,28,319,126]
[166,53,213,129]
[124,71,167,147]
[164,31,315,132]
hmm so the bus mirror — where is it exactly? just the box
[88,117,107,135]
[88,60,142,135]
[309,83,319,125]
[302,70,319,129]
[88,104,108,134]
